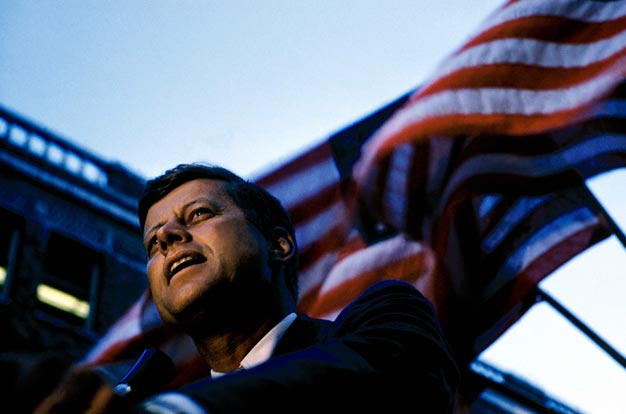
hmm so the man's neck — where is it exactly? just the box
[192,316,282,373]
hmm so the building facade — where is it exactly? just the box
[0,106,147,361]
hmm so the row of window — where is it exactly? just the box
[0,116,109,188]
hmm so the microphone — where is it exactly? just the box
[113,348,176,405]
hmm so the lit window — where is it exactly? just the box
[37,283,90,319]
[0,117,8,137]
[8,125,28,147]
[46,144,64,165]
[39,232,101,329]
[27,134,47,157]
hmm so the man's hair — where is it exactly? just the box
[138,162,299,300]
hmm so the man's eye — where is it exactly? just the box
[189,208,213,222]
[144,236,159,257]
[149,236,160,248]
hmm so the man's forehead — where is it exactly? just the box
[165,178,229,200]
[147,179,231,216]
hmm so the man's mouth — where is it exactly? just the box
[168,254,205,277]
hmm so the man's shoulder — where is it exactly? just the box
[332,278,436,327]
[354,278,428,304]
[361,278,421,294]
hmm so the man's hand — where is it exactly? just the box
[33,365,130,414]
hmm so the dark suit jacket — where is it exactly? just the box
[147,279,460,413]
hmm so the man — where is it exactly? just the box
[39,163,459,413]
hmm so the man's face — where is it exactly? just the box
[142,178,272,326]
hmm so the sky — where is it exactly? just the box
[2,1,625,413]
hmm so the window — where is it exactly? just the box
[38,232,101,330]
[0,209,22,302]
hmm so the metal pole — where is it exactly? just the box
[581,182,626,249]
[535,287,626,371]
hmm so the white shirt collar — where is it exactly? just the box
[211,312,297,378]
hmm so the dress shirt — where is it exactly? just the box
[138,313,298,414]
[211,312,297,378]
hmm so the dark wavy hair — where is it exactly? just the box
[138,162,299,300]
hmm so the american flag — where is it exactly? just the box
[83,0,626,384]
[349,0,626,361]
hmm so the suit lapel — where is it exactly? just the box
[272,314,331,357]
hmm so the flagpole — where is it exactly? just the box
[581,180,626,249]
[543,179,626,371]
[534,288,626,371]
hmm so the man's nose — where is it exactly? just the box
[155,219,190,253]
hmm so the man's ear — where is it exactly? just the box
[270,227,296,263]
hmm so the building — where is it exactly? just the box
[0,105,147,361]
[464,360,581,414]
